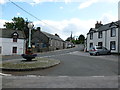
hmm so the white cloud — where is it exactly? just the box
[17,12,20,16]
[99,11,117,24]
[0,0,7,4]
[1,0,119,6]
[0,10,117,40]
[33,18,96,40]
[60,6,64,9]
[78,0,119,9]
[0,19,12,28]
[79,0,98,9]
[33,11,117,40]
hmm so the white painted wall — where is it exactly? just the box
[87,28,119,53]
[106,28,118,53]
[0,38,26,55]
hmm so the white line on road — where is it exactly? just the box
[37,53,70,58]
[0,73,11,76]
[91,76,105,77]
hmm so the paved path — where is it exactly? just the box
[2,76,118,88]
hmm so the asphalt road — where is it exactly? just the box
[2,45,118,76]
[2,45,119,88]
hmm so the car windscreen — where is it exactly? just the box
[96,47,102,49]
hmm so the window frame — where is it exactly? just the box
[90,33,93,40]
[12,47,17,53]
[98,42,103,46]
[98,31,102,38]
[110,41,116,50]
[12,32,18,42]
[90,43,93,48]
[0,46,2,54]
[111,28,116,37]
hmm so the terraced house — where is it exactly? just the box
[32,27,66,52]
[0,28,26,55]
[87,20,120,54]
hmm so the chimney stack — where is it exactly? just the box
[37,27,41,31]
[95,21,103,29]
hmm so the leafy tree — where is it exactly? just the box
[66,34,85,44]
[4,17,25,30]
[4,17,29,38]
[78,34,85,44]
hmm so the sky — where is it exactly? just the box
[0,0,119,40]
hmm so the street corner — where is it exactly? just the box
[1,57,60,71]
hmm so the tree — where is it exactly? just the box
[4,17,26,30]
[78,34,85,44]
[4,17,29,38]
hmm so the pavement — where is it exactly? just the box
[1,75,118,88]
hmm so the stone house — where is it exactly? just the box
[32,28,65,52]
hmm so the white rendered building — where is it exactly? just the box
[86,21,120,54]
[0,28,26,55]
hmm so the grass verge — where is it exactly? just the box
[1,57,60,71]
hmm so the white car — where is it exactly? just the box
[67,44,72,48]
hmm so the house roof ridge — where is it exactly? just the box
[0,28,25,39]
[41,31,63,41]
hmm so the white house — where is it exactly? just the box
[86,21,120,54]
[0,28,26,55]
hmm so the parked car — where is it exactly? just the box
[89,46,111,56]
[67,44,72,48]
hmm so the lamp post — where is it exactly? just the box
[27,22,34,49]
[21,22,37,61]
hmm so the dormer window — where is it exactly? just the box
[12,32,18,42]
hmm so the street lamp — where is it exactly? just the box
[21,22,37,61]
[27,22,34,48]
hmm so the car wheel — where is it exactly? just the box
[96,52,99,56]
[90,53,93,56]
[107,52,111,55]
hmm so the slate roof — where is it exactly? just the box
[98,21,119,31]
[42,31,63,41]
[88,20,120,34]
[0,28,25,39]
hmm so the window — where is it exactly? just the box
[90,33,93,40]
[110,41,116,50]
[111,28,116,37]
[12,33,18,42]
[12,47,17,53]
[96,46,102,49]
[98,42,102,46]
[90,43,93,48]
[13,37,17,42]
[98,31,102,38]
[0,46,1,54]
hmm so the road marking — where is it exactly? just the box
[37,53,70,58]
[26,75,38,77]
[58,76,69,77]
[91,76,105,77]
[0,73,11,76]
